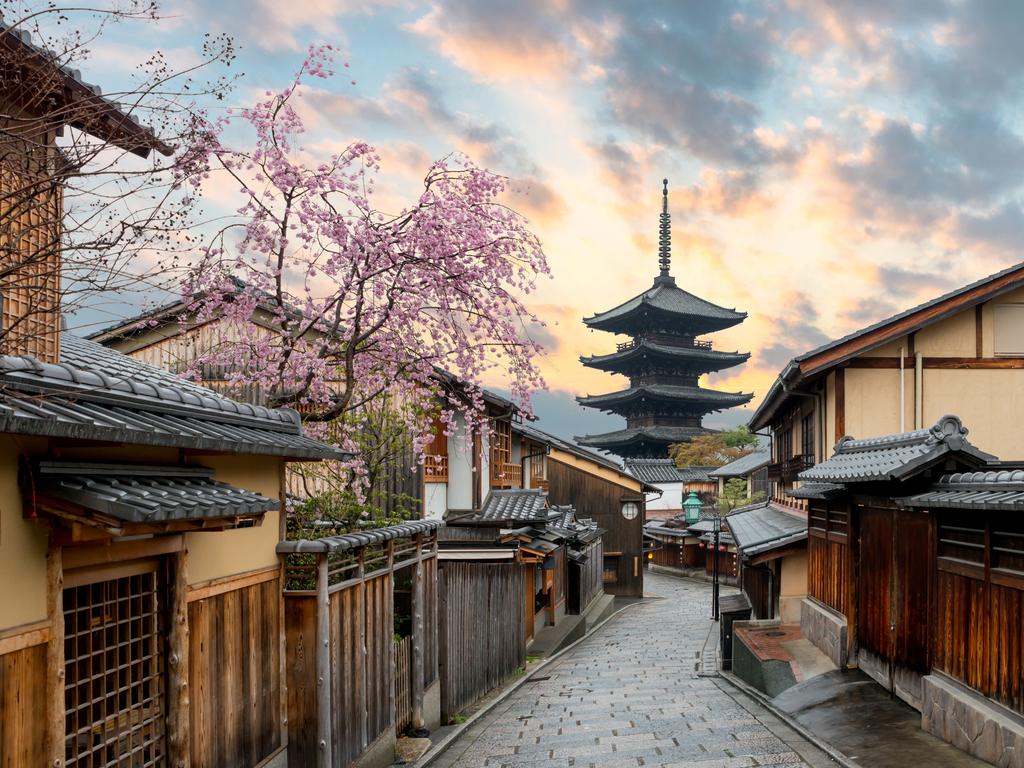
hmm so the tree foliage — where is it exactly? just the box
[717,477,766,513]
[670,426,759,467]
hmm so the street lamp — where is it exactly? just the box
[711,507,721,621]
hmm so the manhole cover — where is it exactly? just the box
[764,630,786,637]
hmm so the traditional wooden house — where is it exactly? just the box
[0,26,346,768]
[792,415,1024,766]
[515,423,650,597]
[708,450,770,499]
[626,458,716,520]
[645,517,705,570]
[750,262,1024,506]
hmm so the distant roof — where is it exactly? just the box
[625,458,715,484]
[473,489,550,523]
[900,470,1024,511]
[580,339,749,374]
[578,384,752,411]
[584,276,746,335]
[576,424,707,452]
[786,482,846,501]
[751,262,1024,430]
[0,335,347,460]
[799,416,993,484]
[709,450,771,478]
[726,502,807,557]
[35,462,277,525]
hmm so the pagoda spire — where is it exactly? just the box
[658,178,671,278]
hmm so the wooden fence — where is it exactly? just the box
[569,539,604,615]
[394,637,413,733]
[439,561,526,718]
[280,522,440,768]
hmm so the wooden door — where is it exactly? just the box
[858,507,894,662]
[524,567,535,641]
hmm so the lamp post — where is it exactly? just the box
[711,507,721,621]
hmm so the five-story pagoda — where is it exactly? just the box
[576,180,752,459]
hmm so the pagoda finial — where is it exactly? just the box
[658,179,671,277]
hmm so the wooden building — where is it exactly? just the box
[516,423,650,597]
[576,181,752,459]
[708,450,770,500]
[626,458,716,520]
[793,415,1024,766]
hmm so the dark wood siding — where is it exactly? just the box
[857,507,893,660]
[0,642,46,767]
[438,562,525,718]
[807,501,851,616]
[569,540,603,615]
[188,575,282,768]
[546,458,644,597]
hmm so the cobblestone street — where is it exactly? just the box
[431,572,837,768]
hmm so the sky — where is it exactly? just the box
[62,0,1024,443]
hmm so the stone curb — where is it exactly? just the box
[411,598,647,768]
[719,670,859,768]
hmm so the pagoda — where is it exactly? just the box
[576,180,752,459]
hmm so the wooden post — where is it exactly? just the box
[411,535,426,732]
[45,544,65,768]
[278,461,289,750]
[167,548,191,767]
[316,554,333,768]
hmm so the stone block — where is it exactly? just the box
[799,598,848,669]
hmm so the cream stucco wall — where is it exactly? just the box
[915,311,977,356]
[184,454,283,585]
[779,550,808,624]
[424,482,447,520]
[844,368,917,440]
[446,414,474,511]
[0,436,49,630]
[921,369,1024,459]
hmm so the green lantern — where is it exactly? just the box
[683,491,703,524]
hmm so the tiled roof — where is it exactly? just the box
[900,470,1024,511]
[584,279,746,332]
[798,416,993,484]
[626,458,683,483]
[277,519,444,554]
[578,384,752,410]
[581,340,749,373]
[475,489,550,522]
[709,450,771,478]
[577,424,707,450]
[0,335,347,460]
[726,503,807,557]
[35,462,277,524]
[786,482,846,500]
[548,505,603,544]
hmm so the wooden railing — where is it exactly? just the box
[424,455,448,482]
[767,453,815,482]
[490,462,522,488]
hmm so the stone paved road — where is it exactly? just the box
[431,571,838,768]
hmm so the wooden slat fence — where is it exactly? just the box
[571,539,604,615]
[0,641,46,766]
[439,562,525,718]
[394,637,413,733]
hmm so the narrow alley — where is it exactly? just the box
[429,572,837,768]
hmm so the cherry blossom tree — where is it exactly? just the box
[178,46,550,488]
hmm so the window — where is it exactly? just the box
[993,304,1024,356]
[801,413,815,462]
[621,502,639,520]
[777,429,792,460]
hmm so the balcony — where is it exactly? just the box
[767,453,815,483]
[491,462,523,488]
[424,455,448,483]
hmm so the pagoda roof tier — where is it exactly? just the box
[577,384,753,414]
[576,425,707,455]
[580,339,749,375]
[584,276,746,336]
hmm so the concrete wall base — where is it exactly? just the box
[800,598,848,669]
[921,674,1024,768]
[354,728,397,768]
[425,680,442,732]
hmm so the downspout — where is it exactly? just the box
[915,351,924,429]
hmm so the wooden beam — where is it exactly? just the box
[186,564,279,603]
[45,544,64,768]
[976,305,984,358]
[0,619,50,656]
[834,368,846,439]
[167,548,191,768]
[411,535,426,732]
[61,534,183,570]
[315,554,333,768]
[847,356,1024,369]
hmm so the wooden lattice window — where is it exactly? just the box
[938,522,985,568]
[424,415,448,483]
[64,564,167,767]
[801,413,815,463]
[0,159,62,363]
[490,419,516,486]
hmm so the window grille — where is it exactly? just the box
[64,567,167,767]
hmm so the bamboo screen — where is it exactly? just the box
[0,159,62,363]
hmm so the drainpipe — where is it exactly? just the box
[899,346,905,432]
[914,352,924,429]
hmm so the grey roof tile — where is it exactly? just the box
[474,489,550,522]
[578,383,752,410]
[577,424,707,449]
[278,519,444,554]
[584,278,746,332]
[798,415,993,484]
[709,450,771,478]
[726,503,807,556]
[0,335,346,460]
[36,462,277,523]
[581,340,749,373]
[900,469,1024,511]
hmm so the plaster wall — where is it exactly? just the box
[0,436,48,629]
[921,369,1024,460]
[183,454,282,584]
[844,368,904,439]
[423,482,447,520]
[447,414,474,511]
[915,311,977,356]
[645,482,683,513]
[779,550,808,624]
